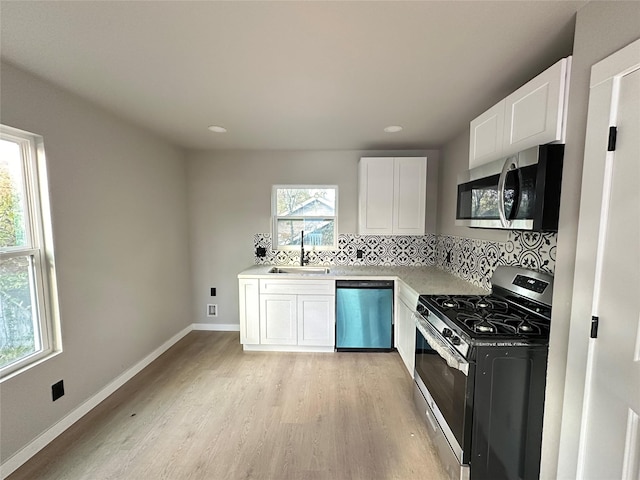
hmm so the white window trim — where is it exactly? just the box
[0,125,61,381]
[271,185,338,251]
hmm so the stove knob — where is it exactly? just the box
[442,328,453,338]
[451,336,461,346]
[416,304,426,314]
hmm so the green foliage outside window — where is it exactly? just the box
[0,145,36,369]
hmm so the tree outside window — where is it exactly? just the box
[272,186,337,250]
[0,126,59,377]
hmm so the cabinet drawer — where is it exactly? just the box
[260,279,335,295]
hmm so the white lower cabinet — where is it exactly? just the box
[238,278,260,344]
[395,280,417,377]
[239,277,335,351]
[297,295,335,346]
[260,294,297,345]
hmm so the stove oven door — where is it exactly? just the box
[414,324,474,476]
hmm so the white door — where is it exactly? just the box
[577,39,640,480]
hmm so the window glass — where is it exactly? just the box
[0,139,29,249]
[0,255,41,368]
[0,126,58,377]
[272,186,337,250]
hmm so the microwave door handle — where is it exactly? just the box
[498,156,518,227]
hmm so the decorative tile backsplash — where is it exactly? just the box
[436,232,556,290]
[254,231,557,289]
[254,233,437,266]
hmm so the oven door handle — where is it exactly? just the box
[413,312,470,376]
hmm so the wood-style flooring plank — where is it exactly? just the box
[8,332,447,480]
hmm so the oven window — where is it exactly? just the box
[415,328,468,448]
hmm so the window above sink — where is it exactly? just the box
[272,185,338,251]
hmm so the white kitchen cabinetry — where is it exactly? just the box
[238,278,260,344]
[239,278,335,351]
[297,295,335,346]
[395,280,418,377]
[469,56,571,168]
[359,157,427,235]
[469,100,506,169]
[503,57,570,155]
[260,294,297,345]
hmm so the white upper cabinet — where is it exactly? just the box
[469,100,506,169]
[359,157,427,235]
[469,56,571,168]
[503,57,570,155]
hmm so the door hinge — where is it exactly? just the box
[607,126,617,151]
[590,315,599,338]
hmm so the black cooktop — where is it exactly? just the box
[418,293,551,341]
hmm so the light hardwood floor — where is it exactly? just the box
[8,332,447,480]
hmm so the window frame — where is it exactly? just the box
[0,125,60,380]
[271,185,338,251]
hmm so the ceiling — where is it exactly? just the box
[0,1,587,151]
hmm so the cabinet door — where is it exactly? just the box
[396,297,416,376]
[239,279,260,344]
[393,157,426,235]
[359,157,395,234]
[469,100,506,168]
[297,295,335,346]
[503,57,569,155]
[260,294,297,345]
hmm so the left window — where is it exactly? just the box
[0,125,59,378]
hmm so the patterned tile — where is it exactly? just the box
[254,233,437,266]
[435,232,557,289]
[253,231,557,290]
[500,231,556,273]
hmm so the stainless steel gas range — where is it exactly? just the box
[413,266,553,480]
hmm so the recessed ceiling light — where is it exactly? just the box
[208,125,227,133]
[384,125,403,133]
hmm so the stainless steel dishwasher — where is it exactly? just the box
[335,280,394,351]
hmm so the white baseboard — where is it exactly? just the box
[0,324,193,479]
[192,323,240,332]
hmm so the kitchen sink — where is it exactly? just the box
[268,266,331,274]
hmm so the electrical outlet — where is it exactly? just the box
[357,249,364,259]
[207,304,218,317]
[52,380,64,401]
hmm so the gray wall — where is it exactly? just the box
[186,149,439,327]
[0,63,192,463]
[552,3,640,479]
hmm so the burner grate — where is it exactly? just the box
[455,311,548,336]
[431,295,509,313]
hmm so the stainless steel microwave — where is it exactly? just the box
[456,144,564,231]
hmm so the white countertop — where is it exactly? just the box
[238,265,489,296]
